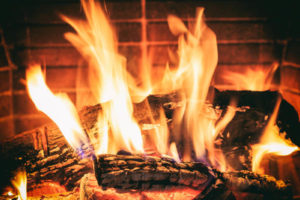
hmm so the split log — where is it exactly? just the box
[93,154,292,199]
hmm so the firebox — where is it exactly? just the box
[0,0,299,199]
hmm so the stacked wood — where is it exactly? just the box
[0,90,298,198]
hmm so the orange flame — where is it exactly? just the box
[252,99,299,174]
[218,64,278,91]
[164,8,230,167]
[11,169,27,200]
[60,0,236,169]
[61,0,143,154]
[57,0,238,170]
[26,65,88,150]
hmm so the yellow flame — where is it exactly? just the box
[218,64,278,91]
[26,65,88,150]
[60,0,234,168]
[252,99,299,173]
[169,142,181,162]
[165,8,226,165]
[62,0,143,154]
[11,169,27,200]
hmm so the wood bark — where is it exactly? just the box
[94,154,292,199]
[0,93,180,190]
[94,154,210,190]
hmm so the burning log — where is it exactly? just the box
[0,122,93,191]
[93,153,292,199]
[93,154,210,190]
[0,93,180,190]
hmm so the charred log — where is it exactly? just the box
[93,154,210,190]
[94,154,292,199]
[194,179,235,200]
[213,90,300,147]
[0,93,180,191]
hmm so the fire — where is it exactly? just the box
[11,169,27,200]
[26,65,88,151]
[163,8,232,168]
[61,0,143,154]
[252,99,299,174]
[218,64,279,91]
[60,0,235,168]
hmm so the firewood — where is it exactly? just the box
[221,170,292,198]
[93,154,292,198]
[27,191,79,200]
[0,93,180,191]
[194,179,236,200]
[80,173,203,200]
[93,154,210,190]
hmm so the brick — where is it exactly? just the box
[0,118,15,140]
[25,3,84,24]
[281,91,300,119]
[148,43,282,65]
[115,22,141,42]
[29,22,141,47]
[105,1,141,20]
[0,70,10,92]
[13,67,26,90]
[147,22,177,42]
[46,66,77,89]
[0,46,8,66]
[146,1,266,19]
[118,45,142,75]
[210,21,272,41]
[13,93,40,115]
[218,43,282,64]
[280,66,300,92]
[285,41,300,64]
[25,1,141,24]
[147,21,272,42]
[30,25,74,46]
[13,47,83,66]
[0,95,12,117]
[2,24,27,46]
[14,116,50,134]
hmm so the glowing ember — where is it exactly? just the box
[11,169,27,200]
[26,65,88,151]
[252,99,299,174]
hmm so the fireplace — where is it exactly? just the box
[0,0,299,199]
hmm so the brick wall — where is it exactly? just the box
[0,0,299,139]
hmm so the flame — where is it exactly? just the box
[58,0,236,169]
[62,0,143,154]
[169,142,181,162]
[252,99,299,173]
[11,169,27,200]
[164,8,227,166]
[218,64,278,91]
[26,65,88,151]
